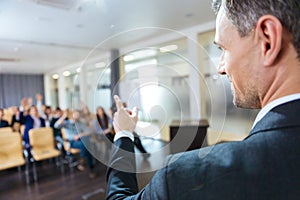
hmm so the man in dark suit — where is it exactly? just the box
[0,108,9,128]
[106,0,300,199]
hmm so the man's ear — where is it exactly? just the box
[256,15,282,66]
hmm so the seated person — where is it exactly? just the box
[80,104,95,131]
[36,93,53,127]
[50,107,66,155]
[93,106,114,142]
[22,106,45,150]
[54,109,95,178]
[0,108,9,128]
[11,107,25,132]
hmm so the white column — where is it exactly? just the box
[43,74,52,106]
[187,32,206,120]
[79,66,88,104]
[58,73,67,109]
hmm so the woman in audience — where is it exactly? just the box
[11,107,24,132]
[23,105,46,153]
[93,106,114,142]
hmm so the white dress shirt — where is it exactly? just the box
[252,93,300,128]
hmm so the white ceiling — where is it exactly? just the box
[0,0,216,74]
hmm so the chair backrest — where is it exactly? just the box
[0,127,13,133]
[61,128,71,150]
[29,128,55,150]
[0,132,25,170]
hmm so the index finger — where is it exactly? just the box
[114,95,123,111]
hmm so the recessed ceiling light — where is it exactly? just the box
[52,74,59,79]
[123,55,135,62]
[63,71,71,76]
[159,45,178,53]
[76,68,81,73]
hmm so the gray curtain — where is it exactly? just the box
[0,74,44,108]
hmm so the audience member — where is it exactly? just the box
[93,106,114,142]
[19,97,32,113]
[36,93,53,127]
[11,107,24,132]
[106,0,300,199]
[50,107,66,156]
[0,108,9,128]
[80,105,95,131]
[23,105,46,158]
[55,109,96,178]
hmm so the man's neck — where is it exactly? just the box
[260,49,300,108]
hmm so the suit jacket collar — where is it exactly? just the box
[249,99,300,136]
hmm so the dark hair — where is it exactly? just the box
[96,107,109,129]
[212,0,300,60]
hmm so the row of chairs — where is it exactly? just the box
[0,127,29,183]
[0,127,69,183]
[0,124,113,183]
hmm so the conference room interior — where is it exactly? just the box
[0,0,259,199]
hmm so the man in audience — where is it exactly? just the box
[55,109,96,178]
[19,97,32,113]
[36,93,53,127]
[0,108,9,128]
[50,107,66,156]
[106,0,300,199]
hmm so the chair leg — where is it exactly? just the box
[59,156,65,174]
[25,162,30,184]
[32,162,38,182]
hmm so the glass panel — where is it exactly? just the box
[64,74,80,110]
[87,65,112,114]
[49,78,58,109]
[120,38,190,140]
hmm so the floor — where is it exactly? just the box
[0,120,250,200]
[0,161,107,200]
[0,138,169,200]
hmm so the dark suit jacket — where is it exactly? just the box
[11,114,25,126]
[106,99,300,200]
[23,115,46,148]
[0,120,9,128]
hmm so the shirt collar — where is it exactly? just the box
[252,93,300,129]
